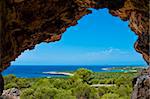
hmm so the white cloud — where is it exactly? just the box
[12,47,146,65]
[86,48,127,56]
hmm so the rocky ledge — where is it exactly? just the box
[0,88,20,99]
[132,67,150,99]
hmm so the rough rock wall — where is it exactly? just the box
[0,0,149,70]
[0,73,4,95]
[0,0,92,71]
[0,0,149,71]
[108,0,149,64]
[131,67,150,99]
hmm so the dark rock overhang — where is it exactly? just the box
[0,0,149,71]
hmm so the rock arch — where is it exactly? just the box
[0,0,149,71]
[0,0,149,98]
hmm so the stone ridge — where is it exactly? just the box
[0,0,149,71]
[131,67,150,99]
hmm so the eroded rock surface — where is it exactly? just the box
[1,88,20,99]
[0,0,92,71]
[132,67,150,99]
[0,0,149,71]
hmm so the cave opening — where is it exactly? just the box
[2,9,146,77]
[1,0,149,98]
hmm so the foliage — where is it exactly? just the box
[101,93,120,99]
[74,68,94,84]
[4,68,137,99]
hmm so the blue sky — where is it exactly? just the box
[12,9,146,65]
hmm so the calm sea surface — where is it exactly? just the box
[2,65,144,78]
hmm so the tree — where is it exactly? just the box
[33,87,57,99]
[17,79,31,89]
[101,93,120,99]
[5,82,18,89]
[31,78,53,89]
[54,90,76,99]
[72,83,99,99]
[115,85,131,99]
[4,74,17,85]
[52,79,68,89]
[20,88,34,99]
[74,68,94,84]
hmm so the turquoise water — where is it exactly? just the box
[2,65,143,78]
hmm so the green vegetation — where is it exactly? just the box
[107,66,145,72]
[4,68,137,99]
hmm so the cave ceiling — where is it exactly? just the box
[0,0,149,71]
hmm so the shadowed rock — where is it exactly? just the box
[132,67,150,99]
[0,73,4,96]
[0,0,149,71]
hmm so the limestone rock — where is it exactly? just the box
[1,88,20,99]
[132,67,150,99]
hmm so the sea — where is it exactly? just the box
[1,65,146,78]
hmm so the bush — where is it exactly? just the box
[20,88,34,99]
[72,83,99,99]
[54,90,76,99]
[4,69,136,98]
[101,93,120,99]
[74,68,94,84]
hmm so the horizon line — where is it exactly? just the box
[10,64,148,66]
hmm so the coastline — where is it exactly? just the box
[2,65,146,78]
[42,71,74,76]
